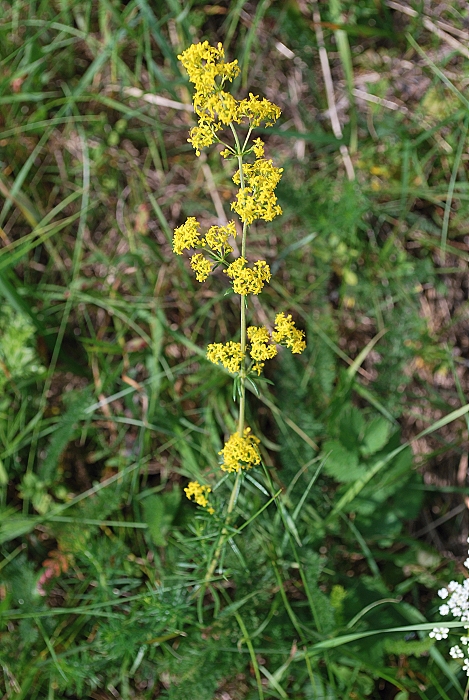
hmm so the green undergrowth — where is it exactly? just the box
[1,1,469,698]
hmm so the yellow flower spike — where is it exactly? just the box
[225,257,271,295]
[272,313,306,354]
[232,159,283,224]
[219,428,261,473]
[184,481,214,513]
[206,341,244,373]
[190,253,213,282]
[173,217,203,255]
[177,41,240,97]
[205,221,236,255]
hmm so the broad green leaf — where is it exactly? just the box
[322,441,365,483]
[361,417,392,456]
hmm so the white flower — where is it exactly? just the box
[464,558,469,569]
[448,581,459,592]
[462,637,469,645]
[450,645,465,659]
[463,658,469,676]
[438,588,449,599]
[439,604,450,616]
[429,627,449,640]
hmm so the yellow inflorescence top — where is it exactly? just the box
[177,41,240,97]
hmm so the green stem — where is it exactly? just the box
[204,469,241,583]
[238,222,247,436]
[242,126,253,151]
[204,124,249,583]
[236,146,248,438]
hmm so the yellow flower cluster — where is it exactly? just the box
[194,91,240,125]
[247,325,277,375]
[178,41,240,97]
[206,341,244,373]
[252,138,264,158]
[205,221,236,255]
[237,93,281,127]
[173,217,203,255]
[178,42,281,156]
[189,123,220,156]
[190,253,213,282]
[272,313,306,353]
[225,257,271,295]
[219,427,261,473]
[232,159,283,224]
[184,481,214,514]
[173,218,238,283]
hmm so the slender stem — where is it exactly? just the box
[242,126,253,151]
[237,221,247,436]
[236,148,248,438]
[204,124,249,583]
[205,469,241,582]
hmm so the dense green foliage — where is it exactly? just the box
[1,1,469,698]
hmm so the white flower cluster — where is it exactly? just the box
[430,540,469,676]
[429,627,449,640]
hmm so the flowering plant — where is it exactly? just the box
[173,42,306,575]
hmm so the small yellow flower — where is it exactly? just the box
[272,313,306,354]
[225,257,271,295]
[173,217,203,255]
[232,159,283,224]
[190,253,213,282]
[252,138,264,158]
[184,481,214,513]
[247,325,277,374]
[205,221,236,255]
[219,427,261,473]
[206,341,244,373]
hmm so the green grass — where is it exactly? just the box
[1,1,469,698]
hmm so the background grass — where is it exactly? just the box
[1,1,469,698]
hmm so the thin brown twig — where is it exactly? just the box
[309,0,355,180]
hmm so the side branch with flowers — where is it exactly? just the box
[173,42,306,574]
